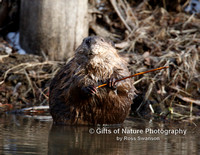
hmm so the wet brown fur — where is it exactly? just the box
[49,36,135,125]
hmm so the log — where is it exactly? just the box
[20,0,88,60]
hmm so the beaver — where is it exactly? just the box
[49,36,135,125]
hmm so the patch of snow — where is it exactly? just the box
[6,32,26,54]
[185,0,200,14]
[5,46,12,54]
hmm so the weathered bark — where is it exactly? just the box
[20,0,88,60]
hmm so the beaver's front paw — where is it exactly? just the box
[107,78,117,90]
[81,85,97,96]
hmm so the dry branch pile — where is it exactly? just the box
[89,0,200,120]
[0,49,65,113]
[0,0,200,120]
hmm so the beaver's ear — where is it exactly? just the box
[104,38,115,48]
[109,40,115,48]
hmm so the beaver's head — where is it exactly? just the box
[75,36,116,59]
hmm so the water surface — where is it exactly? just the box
[0,114,199,155]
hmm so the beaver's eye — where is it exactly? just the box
[100,38,104,42]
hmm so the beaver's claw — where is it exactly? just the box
[107,78,117,90]
[82,85,97,96]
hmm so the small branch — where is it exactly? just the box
[110,0,132,32]
[24,69,35,97]
[176,94,200,106]
[97,66,169,88]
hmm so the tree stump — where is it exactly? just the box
[20,0,88,60]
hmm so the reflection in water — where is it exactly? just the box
[0,114,52,155]
[0,114,200,155]
[48,119,200,155]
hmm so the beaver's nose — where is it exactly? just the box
[85,37,96,47]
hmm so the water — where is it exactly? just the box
[0,114,200,155]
